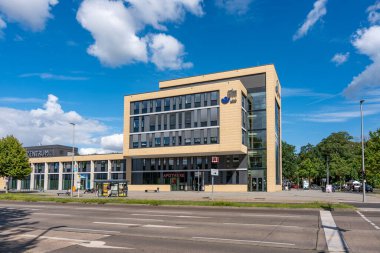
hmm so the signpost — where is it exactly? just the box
[210,168,219,201]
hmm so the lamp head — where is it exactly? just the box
[360,99,365,104]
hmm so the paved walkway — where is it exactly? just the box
[40,189,380,203]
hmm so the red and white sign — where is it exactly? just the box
[211,156,219,164]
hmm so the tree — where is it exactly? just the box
[282,141,298,181]
[365,129,380,187]
[0,135,32,193]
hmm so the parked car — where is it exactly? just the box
[359,184,373,192]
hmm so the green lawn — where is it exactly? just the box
[0,193,354,209]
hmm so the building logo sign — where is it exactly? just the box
[27,150,53,158]
[221,89,237,104]
[163,172,185,178]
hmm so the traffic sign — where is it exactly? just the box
[211,169,219,176]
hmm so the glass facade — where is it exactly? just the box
[247,87,267,191]
[131,155,247,190]
[130,91,220,149]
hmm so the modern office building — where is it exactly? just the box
[2,64,281,192]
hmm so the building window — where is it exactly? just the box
[156,99,162,112]
[194,130,201,144]
[170,113,176,129]
[210,128,218,144]
[172,97,176,110]
[149,100,154,112]
[133,117,139,132]
[133,102,139,114]
[150,115,156,131]
[163,137,170,146]
[211,91,218,106]
[178,112,183,128]
[164,98,170,111]
[185,95,192,109]
[155,137,161,147]
[141,134,147,148]
[203,93,208,107]
[200,109,207,127]
[210,108,218,126]
[185,131,191,145]
[185,111,191,128]
[194,94,201,107]
[142,101,148,114]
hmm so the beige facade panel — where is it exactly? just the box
[124,80,248,158]
[204,184,247,192]
[128,184,170,192]
[159,64,276,89]
[29,153,124,164]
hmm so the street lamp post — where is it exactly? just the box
[70,123,75,197]
[360,100,366,203]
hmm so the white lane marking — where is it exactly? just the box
[94,222,139,226]
[20,234,134,249]
[356,211,380,230]
[113,217,164,222]
[223,223,305,229]
[320,210,347,252]
[32,213,71,217]
[143,210,192,214]
[76,207,113,211]
[59,227,121,234]
[143,224,184,229]
[192,237,295,246]
[93,221,184,229]
[240,214,299,218]
[131,213,209,219]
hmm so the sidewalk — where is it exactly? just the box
[39,189,380,203]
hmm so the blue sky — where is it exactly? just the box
[0,0,379,153]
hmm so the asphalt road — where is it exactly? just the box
[0,201,379,253]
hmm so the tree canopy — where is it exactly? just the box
[0,136,32,192]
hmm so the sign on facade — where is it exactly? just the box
[211,169,219,176]
[211,156,219,163]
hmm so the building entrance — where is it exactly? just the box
[249,176,265,192]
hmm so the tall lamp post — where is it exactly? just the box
[360,100,366,203]
[70,123,75,197]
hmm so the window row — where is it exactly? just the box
[130,128,219,148]
[33,160,127,174]
[131,91,219,115]
[131,108,219,133]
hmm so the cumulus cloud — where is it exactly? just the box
[0,94,122,154]
[331,52,350,66]
[76,0,202,69]
[293,0,328,40]
[0,0,58,32]
[215,0,253,15]
[148,33,193,70]
[343,3,380,98]
[368,1,380,25]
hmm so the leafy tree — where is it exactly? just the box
[0,135,32,193]
[365,129,380,187]
[282,141,298,181]
[297,143,324,185]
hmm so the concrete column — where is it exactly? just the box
[30,163,35,190]
[58,162,63,190]
[44,162,48,191]
[126,158,132,183]
[90,160,95,189]
[108,160,112,180]
[17,179,21,191]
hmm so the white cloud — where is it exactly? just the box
[293,0,328,40]
[0,0,58,32]
[331,52,350,66]
[0,94,122,154]
[0,16,6,37]
[76,0,202,69]
[215,0,253,15]
[0,97,44,103]
[148,33,193,70]
[368,1,380,25]
[282,88,334,98]
[343,25,380,98]
[20,72,89,81]
[100,133,123,151]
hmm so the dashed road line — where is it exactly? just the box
[192,236,295,246]
[356,211,380,230]
[320,210,348,252]
[32,213,72,217]
[93,221,184,229]
[131,213,209,219]
[223,222,305,229]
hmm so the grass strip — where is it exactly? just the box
[0,193,354,209]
